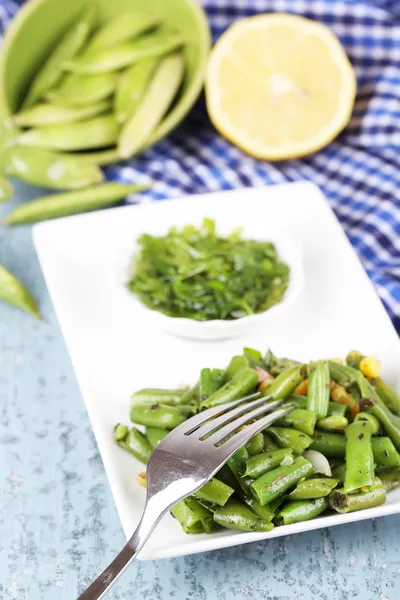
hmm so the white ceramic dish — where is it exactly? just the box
[33,182,400,561]
[112,222,304,340]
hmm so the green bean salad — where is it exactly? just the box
[115,348,400,534]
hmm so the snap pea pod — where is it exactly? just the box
[199,368,224,404]
[246,432,265,457]
[278,408,316,436]
[118,52,185,158]
[193,478,234,507]
[145,427,168,448]
[344,420,374,492]
[66,30,185,75]
[16,115,120,151]
[223,355,250,382]
[289,396,348,417]
[130,402,187,430]
[23,3,97,108]
[171,498,211,534]
[3,146,103,189]
[307,361,330,418]
[354,412,381,434]
[262,365,305,400]
[371,436,400,468]
[46,72,117,106]
[276,497,329,525]
[244,449,294,479]
[329,478,386,514]
[242,495,284,522]
[213,499,274,532]
[250,456,315,506]
[131,389,186,406]
[0,178,13,203]
[0,265,39,318]
[317,415,348,432]
[267,427,313,455]
[288,478,339,500]
[371,377,400,416]
[114,425,152,464]
[310,431,346,457]
[228,447,253,493]
[360,396,400,451]
[201,368,258,409]
[13,99,111,127]
[378,470,400,492]
[3,182,146,225]
[114,57,160,123]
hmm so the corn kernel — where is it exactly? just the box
[359,356,381,379]
[136,472,147,488]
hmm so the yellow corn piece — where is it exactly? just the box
[136,472,147,488]
[359,356,381,379]
[295,378,308,396]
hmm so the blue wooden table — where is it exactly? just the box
[1,182,400,600]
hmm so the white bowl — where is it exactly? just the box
[112,220,304,341]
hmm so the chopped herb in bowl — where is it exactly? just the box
[128,218,290,321]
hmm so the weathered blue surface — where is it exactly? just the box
[1,183,400,600]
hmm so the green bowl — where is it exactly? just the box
[0,0,210,158]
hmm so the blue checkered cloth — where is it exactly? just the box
[1,0,400,328]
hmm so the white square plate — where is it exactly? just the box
[33,182,400,560]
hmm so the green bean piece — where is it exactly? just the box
[328,361,357,387]
[118,52,184,158]
[329,478,386,514]
[66,30,185,75]
[85,11,161,55]
[79,148,120,165]
[16,115,120,151]
[228,447,253,493]
[331,464,346,483]
[371,437,400,468]
[3,146,103,189]
[46,72,117,106]
[178,382,200,407]
[263,433,279,452]
[114,423,129,441]
[267,427,312,455]
[278,408,317,436]
[213,499,274,532]
[243,347,264,368]
[328,402,348,417]
[0,178,13,203]
[145,427,168,448]
[307,361,330,418]
[242,495,278,521]
[115,426,152,464]
[3,183,146,225]
[344,421,374,492]
[262,365,305,400]
[265,350,300,375]
[361,396,400,451]
[171,498,208,534]
[354,412,381,434]
[251,456,314,506]
[223,355,250,382]
[130,402,187,430]
[246,432,265,457]
[288,395,307,409]
[244,449,293,479]
[216,464,242,497]
[276,497,329,525]
[378,470,400,492]
[200,368,224,404]
[317,415,348,432]
[193,478,234,507]
[131,389,186,406]
[13,99,111,127]
[0,265,39,318]
[114,57,160,123]
[310,431,346,457]
[371,377,400,416]
[23,3,97,108]
[288,478,339,500]
[201,368,258,409]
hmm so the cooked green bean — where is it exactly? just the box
[4,182,146,225]
[378,470,400,492]
[276,497,329,525]
[241,495,276,521]
[115,425,152,464]
[130,402,187,430]
[16,115,119,151]
[262,365,305,400]
[171,498,212,534]
[114,423,129,441]
[288,478,339,500]
[371,436,400,468]
[0,265,39,318]
[0,178,13,203]
[344,421,374,492]
[263,433,280,452]
[354,412,380,434]
[201,368,258,409]
[13,99,111,127]
[200,368,224,404]
[346,350,363,369]
[278,408,317,435]
[290,396,348,417]
[307,361,330,418]
[328,361,357,387]
[329,478,386,513]
[310,430,346,457]
[46,72,117,106]
[246,432,265,457]
[193,478,234,507]
[223,356,250,382]
[317,415,348,432]
[267,426,312,455]
[371,377,400,416]
[178,382,200,407]
[213,499,274,532]
[361,396,400,451]
[331,463,346,483]
[250,456,314,505]
[118,52,184,158]
[79,148,120,165]
[244,449,294,479]
[131,389,186,406]
[145,427,168,448]
[216,464,242,497]
[114,57,159,122]
[23,3,97,108]
[228,446,253,493]
[243,347,264,368]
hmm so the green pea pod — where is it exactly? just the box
[4,146,103,189]
[131,389,186,406]
[115,426,152,464]
[288,478,339,500]
[317,415,348,432]
[276,497,329,525]
[267,426,313,455]
[329,478,386,513]
[66,30,185,75]
[250,456,314,506]
[246,432,265,456]
[344,420,374,492]
[118,52,185,158]
[201,367,258,409]
[114,57,160,123]
[378,470,400,492]
[145,427,168,448]
[310,430,346,457]
[16,115,120,151]
[213,498,274,532]
[360,396,400,451]
[130,402,186,430]
[307,361,330,418]
[262,365,305,400]
[244,449,294,479]
[46,72,117,106]
[193,478,234,507]
[0,178,14,203]
[278,408,317,435]
[371,436,400,468]
[371,377,400,416]
[223,355,250,382]
[0,265,40,319]
[354,412,381,434]
[13,99,112,127]
[85,11,161,55]
[23,3,97,108]
[4,183,147,225]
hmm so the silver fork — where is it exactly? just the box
[77,393,293,600]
